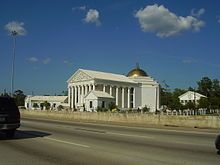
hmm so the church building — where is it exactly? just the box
[67,65,160,112]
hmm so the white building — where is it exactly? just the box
[178,91,206,105]
[85,90,114,112]
[67,66,160,112]
[25,95,68,110]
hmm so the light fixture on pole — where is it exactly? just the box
[5,21,27,97]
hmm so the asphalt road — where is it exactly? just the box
[0,117,220,165]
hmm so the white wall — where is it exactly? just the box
[141,85,158,112]
[134,87,141,109]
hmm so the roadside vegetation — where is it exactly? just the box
[161,77,220,111]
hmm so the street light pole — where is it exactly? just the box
[10,31,17,97]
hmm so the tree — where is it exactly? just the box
[212,79,220,97]
[184,101,195,110]
[57,105,64,111]
[160,87,172,108]
[33,103,39,109]
[169,88,186,110]
[209,97,220,109]
[198,97,209,109]
[40,103,44,110]
[43,101,51,110]
[108,102,117,110]
[13,90,26,106]
[197,77,213,97]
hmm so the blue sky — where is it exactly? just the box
[1,0,220,95]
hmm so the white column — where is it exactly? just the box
[127,88,130,108]
[122,87,124,108]
[116,87,118,106]
[68,86,71,108]
[85,84,88,96]
[103,84,106,92]
[82,85,84,103]
[74,86,77,106]
[92,84,95,90]
[110,86,112,96]
[71,86,74,109]
[133,88,136,108]
[78,86,81,104]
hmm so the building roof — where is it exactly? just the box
[178,91,206,99]
[86,90,114,99]
[25,96,68,102]
[68,69,137,84]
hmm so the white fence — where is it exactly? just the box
[161,109,220,116]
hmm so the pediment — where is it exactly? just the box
[69,70,92,82]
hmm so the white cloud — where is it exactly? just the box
[217,17,220,23]
[42,58,51,64]
[83,9,101,26]
[182,57,197,64]
[72,6,86,11]
[64,60,73,66]
[27,57,39,63]
[5,21,27,36]
[191,8,205,18]
[135,4,205,37]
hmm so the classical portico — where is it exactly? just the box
[67,66,159,112]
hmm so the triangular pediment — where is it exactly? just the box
[68,69,93,83]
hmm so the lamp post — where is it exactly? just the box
[5,21,26,97]
[10,31,18,97]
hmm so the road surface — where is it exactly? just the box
[0,117,219,165]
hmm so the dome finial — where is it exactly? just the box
[136,63,140,69]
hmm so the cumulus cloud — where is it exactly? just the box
[191,8,205,18]
[72,6,86,11]
[64,60,73,66]
[27,57,39,63]
[42,58,51,64]
[134,4,205,37]
[83,9,101,26]
[5,21,27,36]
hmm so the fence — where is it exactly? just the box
[161,109,220,116]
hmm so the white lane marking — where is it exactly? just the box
[108,132,153,139]
[44,137,90,148]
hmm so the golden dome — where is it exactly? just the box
[127,64,148,77]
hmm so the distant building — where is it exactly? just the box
[178,91,206,105]
[67,65,160,112]
[25,95,68,110]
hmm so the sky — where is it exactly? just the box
[1,0,220,95]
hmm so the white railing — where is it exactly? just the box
[160,109,220,116]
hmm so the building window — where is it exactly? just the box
[90,101,93,108]
[102,101,105,108]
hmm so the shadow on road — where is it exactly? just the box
[0,129,51,140]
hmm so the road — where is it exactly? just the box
[0,117,219,165]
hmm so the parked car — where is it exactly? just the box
[0,96,20,138]
[215,134,220,153]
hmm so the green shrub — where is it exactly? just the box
[142,106,150,113]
